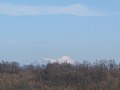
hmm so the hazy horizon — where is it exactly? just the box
[0,0,120,64]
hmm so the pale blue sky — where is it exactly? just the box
[0,0,120,64]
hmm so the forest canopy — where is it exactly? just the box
[0,60,120,90]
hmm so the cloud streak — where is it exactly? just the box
[0,3,103,16]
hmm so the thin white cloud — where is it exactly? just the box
[0,3,103,16]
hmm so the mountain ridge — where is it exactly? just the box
[31,56,76,66]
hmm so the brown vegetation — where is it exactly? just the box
[0,60,120,90]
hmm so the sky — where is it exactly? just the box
[0,0,120,64]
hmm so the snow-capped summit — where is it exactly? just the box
[31,56,75,66]
[57,56,75,64]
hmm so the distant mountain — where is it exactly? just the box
[57,56,75,64]
[31,56,75,66]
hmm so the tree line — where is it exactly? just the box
[0,60,120,90]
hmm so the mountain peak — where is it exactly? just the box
[31,56,75,66]
[57,56,75,64]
